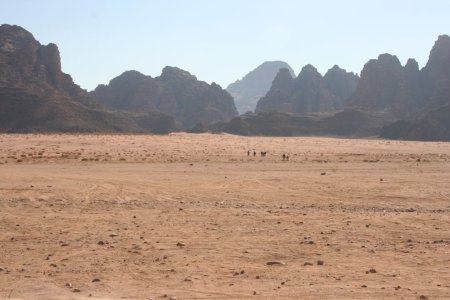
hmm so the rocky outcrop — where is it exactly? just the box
[347,54,423,117]
[378,36,450,141]
[226,61,295,114]
[93,67,238,129]
[256,65,358,114]
[380,104,450,141]
[0,24,176,133]
[210,109,385,137]
[323,65,359,107]
[419,34,450,111]
[349,35,450,119]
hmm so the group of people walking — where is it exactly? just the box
[247,150,289,160]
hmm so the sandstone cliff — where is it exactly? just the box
[0,24,176,133]
[93,67,238,129]
[256,65,358,114]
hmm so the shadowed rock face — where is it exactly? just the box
[347,54,423,117]
[0,24,86,99]
[380,104,450,141]
[0,24,176,133]
[420,34,450,111]
[226,61,295,114]
[210,109,386,137]
[256,65,358,113]
[349,35,450,118]
[93,67,238,129]
[354,35,450,140]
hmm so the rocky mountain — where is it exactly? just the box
[0,24,176,133]
[349,35,450,118]
[349,34,450,140]
[255,64,359,114]
[419,34,450,111]
[93,67,238,129]
[226,61,295,114]
[346,54,424,117]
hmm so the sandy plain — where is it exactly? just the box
[0,133,449,300]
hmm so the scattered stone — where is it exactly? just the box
[304,262,313,266]
[49,264,57,268]
[97,241,105,245]
[317,260,324,266]
[368,268,377,273]
[253,291,257,295]
[73,288,81,293]
[255,275,260,279]
[361,285,367,288]
[321,172,326,175]
[419,295,428,300]
[65,283,72,288]
[266,261,285,266]
[176,241,185,247]
[109,233,118,237]
[169,297,177,300]
[240,270,245,274]
[61,243,69,247]
[92,278,101,282]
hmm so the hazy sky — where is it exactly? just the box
[2,0,450,91]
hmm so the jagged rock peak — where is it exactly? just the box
[405,58,419,72]
[376,53,402,68]
[226,61,295,114]
[0,24,35,40]
[118,70,147,78]
[325,64,355,75]
[106,70,152,85]
[424,34,450,77]
[160,66,197,81]
[230,61,295,85]
[272,67,294,86]
[428,34,450,61]
[298,64,321,77]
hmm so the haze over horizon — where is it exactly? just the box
[2,0,450,91]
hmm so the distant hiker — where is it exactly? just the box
[253,151,256,157]
[282,154,286,161]
[286,154,289,161]
[247,150,250,156]
[261,151,266,157]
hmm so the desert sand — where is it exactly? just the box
[0,133,449,300]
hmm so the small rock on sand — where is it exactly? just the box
[266,261,285,266]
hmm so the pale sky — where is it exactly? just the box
[2,0,450,91]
